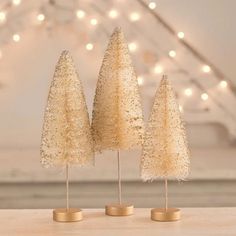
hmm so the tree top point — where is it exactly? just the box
[60,50,71,58]
[112,27,124,37]
[114,26,122,32]
[162,74,168,80]
[160,74,171,87]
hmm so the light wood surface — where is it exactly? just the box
[0,208,235,236]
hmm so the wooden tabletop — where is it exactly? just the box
[0,208,235,235]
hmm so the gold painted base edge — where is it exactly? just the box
[53,208,83,222]
[105,204,134,216]
[151,208,181,222]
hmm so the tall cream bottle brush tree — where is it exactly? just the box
[40,50,94,222]
[92,27,144,216]
[141,75,190,221]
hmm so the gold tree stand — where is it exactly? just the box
[151,208,180,221]
[105,151,134,216]
[105,204,133,216]
[53,208,83,222]
[151,179,181,222]
[53,164,83,222]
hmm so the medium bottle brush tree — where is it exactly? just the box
[91,27,144,216]
[40,50,94,222]
[141,75,190,221]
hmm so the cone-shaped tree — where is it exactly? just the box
[91,27,144,152]
[41,50,94,168]
[91,27,144,215]
[40,50,94,222]
[141,76,189,221]
[141,75,190,221]
[141,76,189,181]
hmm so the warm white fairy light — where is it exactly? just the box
[179,105,183,112]
[76,10,86,19]
[177,32,185,39]
[137,76,144,86]
[148,2,156,9]
[154,64,163,74]
[202,65,211,73]
[201,93,209,101]
[86,43,93,51]
[0,12,6,23]
[184,88,193,96]
[13,34,20,42]
[169,50,176,58]
[108,9,118,18]
[128,42,137,52]
[37,13,45,22]
[129,12,140,22]
[219,80,228,88]
[12,0,21,6]
[90,18,98,25]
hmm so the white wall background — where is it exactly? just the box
[0,0,235,182]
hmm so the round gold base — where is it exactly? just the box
[105,204,134,216]
[151,208,180,222]
[53,208,83,222]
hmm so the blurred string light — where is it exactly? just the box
[12,0,21,6]
[202,65,211,73]
[129,12,140,22]
[12,34,20,42]
[0,12,6,23]
[37,13,45,22]
[76,10,86,19]
[148,2,156,10]
[179,105,183,112]
[154,64,163,74]
[108,9,118,19]
[177,31,184,39]
[219,80,228,88]
[168,50,176,58]
[184,88,193,96]
[90,18,98,25]
[137,76,144,86]
[128,42,137,52]
[201,93,209,101]
[86,43,93,51]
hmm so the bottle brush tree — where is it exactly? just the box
[91,27,144,216]
[41,50,94,222]
[141,75,190,221]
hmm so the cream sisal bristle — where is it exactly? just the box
[141,76,190,180]
[91,28,144,152]
[40,51,94,168]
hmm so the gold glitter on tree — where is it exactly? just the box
[141,75,190,181]
[91,27,144,152]
[40,50,94,168]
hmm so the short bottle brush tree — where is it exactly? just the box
[141,75,190,221]
[41,50,94,222]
